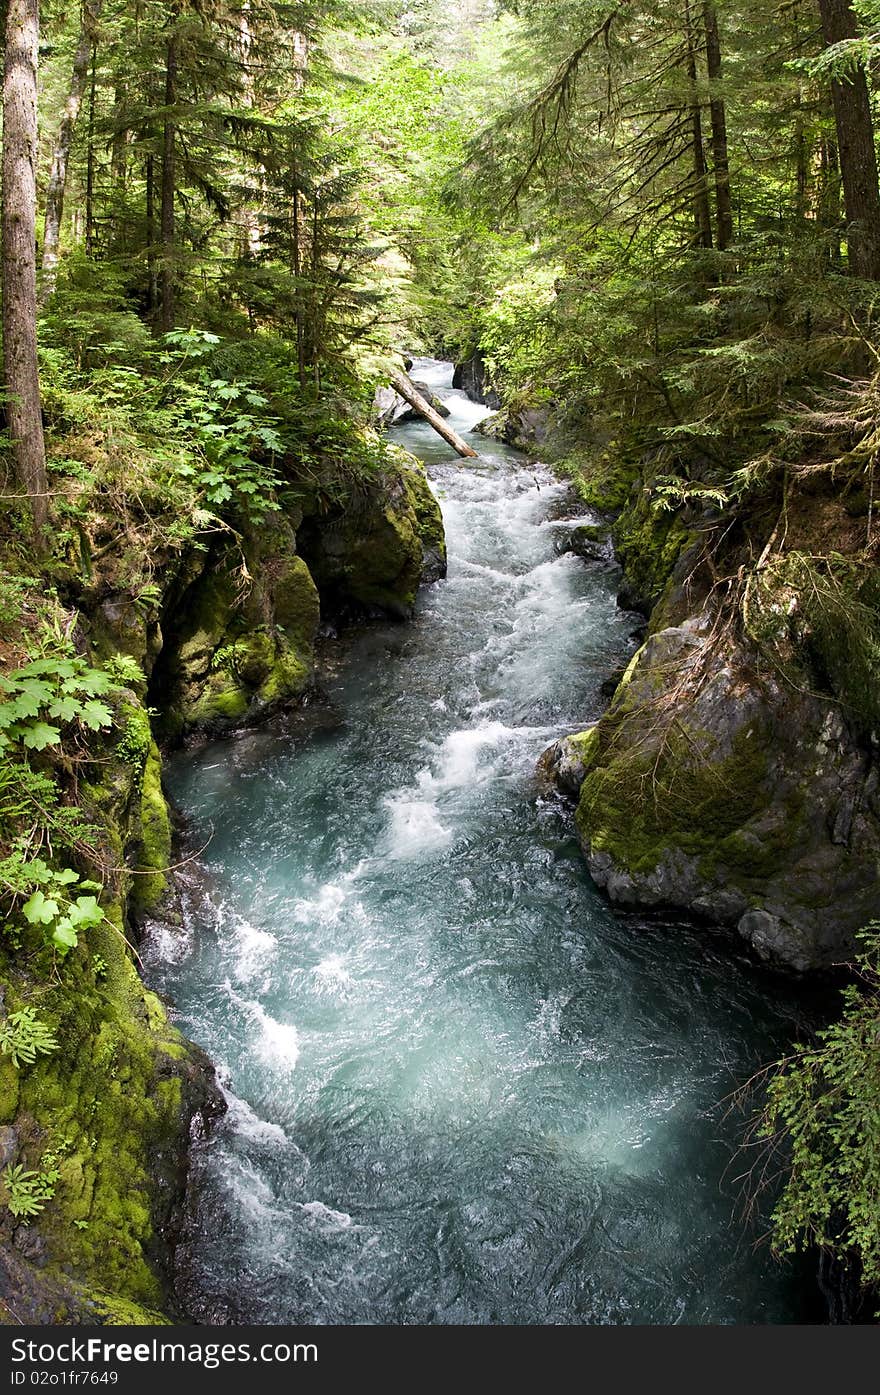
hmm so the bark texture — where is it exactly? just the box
[3,0,48,535]
[160,32,178,333]
[703,1,733,250]
[818,0,880,280]
[685,0,713,250]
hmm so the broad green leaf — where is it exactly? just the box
[51,923,79,952]
[22,891,60,926]
[16,659,77,679]
[22,859,51,885]
[79,700,113,730]
[48,695,80,722]
[51,868,79,886]
[20,722,62,751]
[67,895,102,928]
[66,671,111,697]
[11,682,54,718]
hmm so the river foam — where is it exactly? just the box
[148,359,815,1326]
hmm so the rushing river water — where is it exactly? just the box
[145,360,818,1324]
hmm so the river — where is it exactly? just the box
[144,359,817,1325]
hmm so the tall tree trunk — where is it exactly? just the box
[292,29,308,92]
[40,1,101,301]
[794,92,808,222]
[84,45,97,258]
[817,0,880,279]
[291,177,305,387]
[159,32,177,333]
[684,0,713,250]
[238,7,262,263]
[145,153,158,314]
[110,82,127,191]
[2,0,48,539]
[702,1,733,250]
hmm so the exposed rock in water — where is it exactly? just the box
[543,614,880,973]
[296,445,446,620]
[559,522,614,563]
[452,350,501,409]
[397,380,452,422]
[474,403,553,451]
[373,378,451,427]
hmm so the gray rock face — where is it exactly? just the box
[736,910,817,975]
[453,351,501,409]
[396,380,452,422]
[561,523,613,563]
[546,613,880,973]
[0,1125,19,1168]
[538,730,598,800]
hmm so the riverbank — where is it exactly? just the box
[141,362,823,1325]
[0,386,446,1322]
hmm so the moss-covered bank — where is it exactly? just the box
[541,446,880,973]
[0,694,224,1324]
[0,444,446,1323]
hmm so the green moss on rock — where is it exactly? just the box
[576,724,772,878]
[273,554,321,649]
[0,917,221,1321]
[130,741,172,916]
[556,443,640,514]
[613,490,691,615]
[298,447,446,618]
[154,521,321,738]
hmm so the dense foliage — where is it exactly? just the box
[2,0,880,1302]
[757,928,880,1295]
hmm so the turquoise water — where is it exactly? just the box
[144,361,816,1324]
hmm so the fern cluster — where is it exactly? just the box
[0,1007,59,1068]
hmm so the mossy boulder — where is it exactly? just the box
[152,514,320,740]
[546,617,880,972]
[538,726,601,799]
[297,447,446,619]
[473,402,553,452]
[554,441,640,514]
[612,487,692,616]
[0,927,222,1323]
